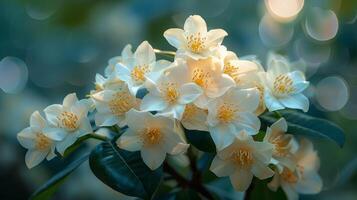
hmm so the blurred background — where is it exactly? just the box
[0,0,356,199]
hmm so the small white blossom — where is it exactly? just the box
[164,15,227,59]
[104,44,133,77]
[140,61,202,119]
[207,87,261,150]
[17,111,56,168]
[116,41,171,95]
[91,83,140,128]
[185,57,235,108]
[263,118,295,171]
[43,93,92,155]
[181,103,208,131]
[262,53,310,112]
[91,73,126,95]
[210,131,274,191]
[117,109,189,170]
[268,139,322,200]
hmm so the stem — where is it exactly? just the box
[163,162,214,200]
[274,111,282,119]
[89,133,109,141]
[154,49,176,56]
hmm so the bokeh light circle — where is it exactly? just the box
[0,57,28,94]
[315,76,349,111]
[265,0,304,22]
[305,7,339,41]
[259,14,294,47]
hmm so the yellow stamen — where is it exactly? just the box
[273,74,295,96]
[57,111,79,130]
[109,91,137,116]
[281,168,298,183]
[269,133,292,157]
[192,68,211,88]
[142,127,162,147]
[162,83,179,104]
[217,103,237,123]
[35,133,52,151]
[186,33,206,53]
[224,61,240,83]
[231,147,254,169]
[131,65,150,83]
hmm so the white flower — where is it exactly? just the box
[181,103,208,131]
[185,57,235,108]
[90,73,126,95]
[17,111,56,168]
[262,53,310,112]
[116,109,189,170]
[210,131,274,191]
[91,84,140,128]
[104,44,133,77]
[116,41,170,95]
[206,87,261,150]
[263,118,295,171]
[268,139,322,200]
[164,15,227,59]
[43,93,92,155]
[140,61,202,119]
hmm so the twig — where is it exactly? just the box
[154,49,176,56]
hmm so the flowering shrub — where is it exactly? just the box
[18,15,344,200]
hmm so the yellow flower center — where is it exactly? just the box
[142,127,162,147]
[109,91,137,116]
[186,33,206,53]
[131,65,150,83]
[224,61,240,83]
[192,68,211,89]
[281,168,298,183]
[269,133,292,157]
[35,133,52,151]
[273,74,295,96]
[162,83,179,104]
[231,147,254,169]
[217,103,237,123]
[57,111,79,130]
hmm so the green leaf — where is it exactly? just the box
[260,110,345,147]
[30,152,90,200]
[89,141,163,199]
[184,129,216,153]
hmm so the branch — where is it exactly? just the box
[163,160,214,200]
[154,49,176,56]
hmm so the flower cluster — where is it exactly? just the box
[18,15,321,199]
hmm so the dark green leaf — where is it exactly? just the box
[260,110,345,147]
[184,129,216,153]
[30,152,90,200]
[89,141,163,199]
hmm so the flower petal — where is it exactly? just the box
[140,93,168,112]
[210,156,236,177]
[44,104,62,126]
[116,129,143,152]
[206,29,228,47]
[43,127,67,141]
[295,171,322,194]
[234,112,261,135]
[25,150,47,169]
[252,160,275,179]
[264,89,285,112]
[95,112,118,127]
[230,169,254,191]
[135,41,156,65]
[63,93,78,109]
[163,28,185,49]
[281,182,299,200]
[56,134,78,155]
[209,124,236,150]
[17,128,36,149]
[141,146,166,170]
[178,83,203,104]
[184,15,207,34]
[279,93,309,112]
[271,117,288,133]
[30,111,46,130]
